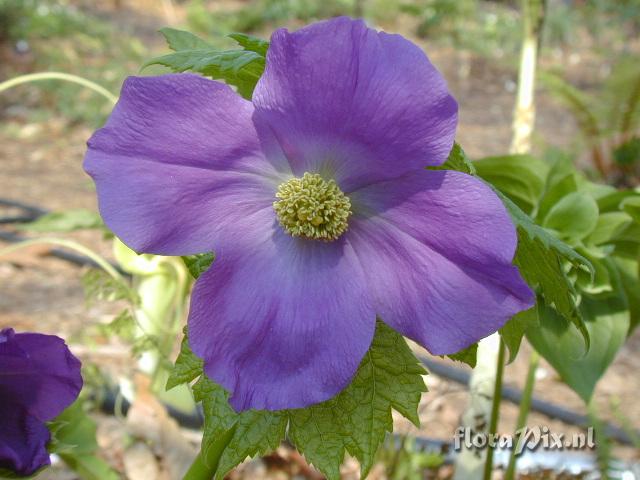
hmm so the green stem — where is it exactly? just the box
[504,350,539,480]
[482,339,506,480]
[0,72,117,105]
[183,425,237,480]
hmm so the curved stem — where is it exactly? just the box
[482,339,506,480]
[504,349,539,480]
[0,72,117,105]
[184,425,237,480]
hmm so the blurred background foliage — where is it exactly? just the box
[1,0,639,131]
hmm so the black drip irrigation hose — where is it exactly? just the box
[1,196,638,447]
[0,198,128,276]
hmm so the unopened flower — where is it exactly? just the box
[0,328,83,475]
[85,17,533,411]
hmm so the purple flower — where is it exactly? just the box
[0,328,83,476]
[84,17,533,411]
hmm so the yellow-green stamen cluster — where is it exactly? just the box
[274,172,352,241]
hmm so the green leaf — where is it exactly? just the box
[228,32,269,56]
[144,29,268,99]
[500,307,539,363]
[81,269,135,304]
[159,27,212,51]
[182,253,215,279]
[615,257,640,334]
[49,401,118,480]
[474,154,549,214]
[446,343,477,367]
[528,271,629,404]
[288,321,427,479]
[20,209,104,232]
[430,142,475,174]
[542,191,600,241]
[193,377,238,457]
[215,411,288,479]
[620,195,640,223]
[434,144,592,348]
[587,211,634,246]
[185,321,426,480]
[499,192,592,347]
[166,327,203,390]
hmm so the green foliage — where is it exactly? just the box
[473,154,549,214]
[144,28,268,99]
[288,321,426,479]
[81,269,135,305]
[441,145,593,352]
[500,307,539,363]
[528,287,629,403]
[1,0,143,126]
[169,322,426,480]
[48,400,118,480]
[446,343,477,368]
[540,57,640,180]
[20,209,104,233]
[182,253,215,279]
[375,436,445,480]
[166,328,204,390]
[474,149,640,402]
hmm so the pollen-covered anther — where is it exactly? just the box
[274,172,352,241]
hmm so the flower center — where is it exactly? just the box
[274,173,351,241]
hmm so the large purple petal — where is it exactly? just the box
[0,329,82,476]
[85,74,288,255]
[347,171,534,354]
[187,208,376,411]
[253,17,458,192]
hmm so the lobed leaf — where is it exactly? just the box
[144,28,268,99]
[166,327,203,390]
[172,321,426,480]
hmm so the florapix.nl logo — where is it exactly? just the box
[453,426,596,455]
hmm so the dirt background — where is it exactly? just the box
[1,1,639,479]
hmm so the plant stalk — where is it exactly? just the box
[510,0,547,155]
[504,350,539,480]
[183,424,237,480]
[482,340,506,480]
[0,72,117,105]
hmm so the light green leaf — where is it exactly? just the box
[182,253,215,279]
[228,33,269,56]
[621,195,640,223]
[288,321,427,479]
[20,209,104,233]
[144,29,268,99]
[528,273,629,404]
[615,257,640,334]
[587,211,634,246]
[49,401,118,480]
[500,307,539,363]
[474,154,549,214]
[543,191,600,241]
[166,328,203,390]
